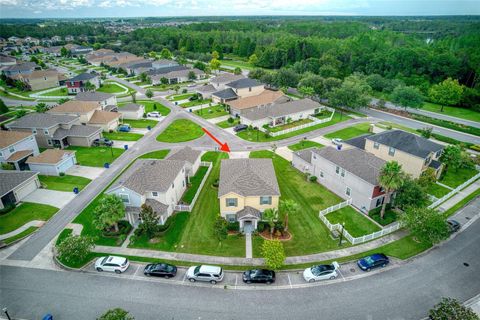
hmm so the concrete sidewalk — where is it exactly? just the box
[0,221,44,241]
[438,180,480,212]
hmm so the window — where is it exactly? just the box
[226,198,237,207]
[345,187,351,197]
[436,150,442,158]
[336,166,340,174]
[43,129,49,135]
[9,146,15,153]
[171,183,174,189]
[341,168,345,177]
[374,142,380,149]
[320,171,324,178]
[32,128,37,134]
[226,214,236,222]
[388,147,395,156]
[47,139,52,146]
[152,191,158,197]
[260,196,272,205]
[119,193,130,204]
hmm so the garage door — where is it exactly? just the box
[15,179,38,200]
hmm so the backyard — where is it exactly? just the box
[39,175,91,192]
[0,202,58,235]
[194,105,229,119]
[156,119,204,143]
[97,82,125,94]
[288,140,324,151]
[325,206,381,238]
[180,166,210,204]
[439,167,478,189]
[65,146,125,167]
[324,123,372,140]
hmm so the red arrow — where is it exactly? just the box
[202,127,230,152]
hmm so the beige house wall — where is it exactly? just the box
[219,191,279,216]
[28,77,59,91]
[233,86,264,99]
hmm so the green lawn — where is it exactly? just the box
[250,151,345,256]
[237,112,351,142]
[368,207,398,226]
[443,187,480,218]
[122,100,170,116]
[220,59,255,71]
[180,99,212,108]
[440,167,478,189]
[194,105,229,119]
[39,87,69,97]
[65,146,125,167]
[168,93,194,101]
[39,175,91,192]
[181,166,210,204]
[97,82,125,94]
[103,131,143,141]
[268,119,313,133]
[138,150,171,159]
[122,119,158,128]
[324,123,371,140]
[216,118,240,128]
[426,183,452,198]
[421,102,480,123]
[288,140,324,151]
[326,206,381,238]
[2,226,38,245]
[0,203,58,235]
[156,119,204,143]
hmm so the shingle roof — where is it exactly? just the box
[236,206,261,219]
[212,88,237,100]
[4,62,37,72]
[366,130,444,158]
[0,131,34,149]
[26,149,75,165]
[67,73,97,82]
[218,159,280,197]
[195,84,216,94]
[144,199,169,217]
[47,100,99,114]
[119,103,143,112]
[6,113,78,129]
[312,147,386,185]
[210,73,245,85]
[0,170,38,197]
[165,147,201,165]
[343,134,372,150]
[88,110,121,124]
[146,65,188,76]
[75,91,115,102]
[227,90,286,110]
[226,78,262,89]
[108,159,185,194]
[22,69,58,80]
[52,124,101,139]
[293,148,313,163]
[241,98,321,121]
[6,150,33,162]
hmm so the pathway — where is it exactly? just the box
[437,179,480,212]
[245,233,253,259]
[0,220,44,241]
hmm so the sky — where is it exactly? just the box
[0,0,479,18]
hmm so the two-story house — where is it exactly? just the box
[12,69,60,91]
[6,113,102,149]
[218,158,280,233]
[75,91,117,110]
[2,62,37,77]
[165,146,202,179]
[66,73,100,94]
[212,78,264,104]
[0,130,40,170]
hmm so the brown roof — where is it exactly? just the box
[0,131,34,149]
[88,110,121,124]
[48,100,99,114]
[107,56,143,67]
[7,150,34,162]
[26,149,75,164]
[227,90,286,110]
[24,69,59,80]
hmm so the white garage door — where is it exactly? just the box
[15,179,38,201]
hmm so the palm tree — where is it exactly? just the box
[378,161,405,219]
[263,208,278,237]
[280,199,299,231]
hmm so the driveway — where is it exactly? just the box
[66,165,105,180]
[23,189,77,209]
[275,146,293,161]
[111,140,137,149]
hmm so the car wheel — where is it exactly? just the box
[308,279,315,283]
[145,273,150,277]
[366,268,371,272]
[329,276,336,280]
[96,268,103,272]
[189,278,196,282]
[115,270,121,274]
[267,281,273,285]
[164,275,170,279]
[210,280,217,284]
[246,280,252,284]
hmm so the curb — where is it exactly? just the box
[0,228,41,249]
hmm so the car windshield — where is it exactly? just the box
[194,266,201,275]
[364,256,375,264]
[101,257,108,265]
[311,265,327,276]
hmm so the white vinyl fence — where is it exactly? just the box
[174,161,212,212]
[318,199,401,245]
[428,171,480,209]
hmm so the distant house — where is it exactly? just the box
[12,69,60,91]
[119,60,153,76]
[75,91,117,109]
[148,66,205,85]
[210,73,245,90]
[44,46,63,56]
[0,54,16,67]
[65,35,75,42]
[26,149,77,176]
[0,131,40,171]
[218,158,280,233]
[0,171,40,210]
[24,37,40,45]
[2,62,37,77]
[66,73,100,94]
[70,46,93,56]
[212,78,264,104]
[227,89,287,117]
[51,36,62,43]
[118,103,145,120]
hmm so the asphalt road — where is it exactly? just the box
[1,216,479,320]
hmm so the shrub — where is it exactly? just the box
[429,297,478,320]
[98,308,135,320]
[261,240,286,270]
[214,216,228,241]
[182,88,187,93]
[212,178,219,188]
[56,234,94,265]
[59,172,65,177]
[309,176,318,183]
[227,117,234,124]
[102,220,132,237]
[226,221,240,232]
[257,221,267,233]
[1,163,15,170]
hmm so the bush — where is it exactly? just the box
[212,178,219,188]
[182,88,187,94]
[309,176,318,182]
[1,163,15,170]
[214,216,228,241]
[257,221,267,233]
[102,220,132,237]
[227,221,240,232]
[227,117,234,124]
[56,235,94,265]
[59,172,65,177]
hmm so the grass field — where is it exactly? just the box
[440,167,478,189]
[39,87,69,97]
[194,105,229,119]
[216,118,240,128]
[0,203,58,235]
[65,146,125,167]
[421,102,480,123]
[324,123,371,140]
[103,131,143,141]
[326,206,381,238]
[2,226,38,245]
[156,119,204,143]
[39,175,91,192]
[168,93,194,101]
[180,99,212,108]
[97,82,125,94]
[220,59,255,71]
[426,183,452,198]
[288,140,324,151]
[138,150,171,159]
[122,119,158,128]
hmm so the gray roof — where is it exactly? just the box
[366,130,444,158]
[120,103,143,112]
[0,170,38,197]
[108,159,185,194]
[146,65,189,76]
[236,206,261,220]
[6,113,78,129]
[210,73,245,85]
[312,147,386,185]
[212,88,237,100]
[241,98,320,121]
[293,148,313,163]
[52,124,101,139]
[196,84,216,94]
[343,134,372,150]
[218,159,280,197]
[165,147,201,166]
[3,62,37,72]
[226,78,262,89]
[144,199,169,216]
[126,61,152,69]
[75,91,115,102]
[68,73,97,82]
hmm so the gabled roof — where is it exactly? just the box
[6,113,78,129]
[236,206,261,220]
[212,88,237,100]
[48,100,99,114]
[241,98,321,121]
[227,90,286,110]
[0,170,38,197]
[21,69,58,80]
[0,131,34,149]
[144,199,169,217]
[195,84,216,94]
[210,73,245,85]
[219,158,280,197]
[165,147,201,166]
[52,124,101,139]
[343,134,372,150]
[146,65,189,76]
[75,91,115,102]
[67,73,97,82]
[26,149,75,165]
[88,110,121,124]
[366,130,444,158]
[6,150,34,162]
[119,103,143,112]
[3,62,37,72]
[293,148,314,163]
[226,78,262,89]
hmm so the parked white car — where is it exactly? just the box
[186,265,224,284]
[95,256,130,274]
[303,262,340,282]
[331,138,343,146]
[147,111,161,118]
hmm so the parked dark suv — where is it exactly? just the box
[93,138,113,147]
[357,253,389,271]
[242,269,276,284]
[144,263,177,278]
[233,124,248,132]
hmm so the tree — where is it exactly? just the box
[213,216,228,241]
[263,208,278,236]
[233,67,242,75]
[60,46,70,57]
[429,297,478,320]
[160,77,168,85]
[174,85,180,94]
[401,206,450,245]
[84,81,96,91]
[395,177,429,210]
[0,99,8,114]
[418,126,433,139]
[279,199,299,231]
[15,110,27,118]
[261,240,285,270]
[93,194,125,233]
[418,168,437,188]
[188,70,197,81]
[35,102,48,113]
[130,91,136,103]
[328,74,371,114]
[211,50,220,60]
[429,78,464,112]
[139,72,148,83]
[248,54,258,65]
[97,308,134,320]
[148,51,157,59]
[145,89,153,99]
[159,48,172,60]
[378,161,405,219]
[298,86,314,98]
[209,58,221,74]
[56,235,94,265]
[440,145,464,172]
[391,85,424,110]
[137,204,159,239]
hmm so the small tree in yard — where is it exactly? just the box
[56,235,94,265]
[441,145,474,173]
[84,81,96,91]
[98,308,134,320]
[35,102,48,113]
[262,240,286,270]
[280,199,299,231]
[429,297,478,320]
[145,89,153,99]
[418,126,433,139]
[130,91,136,103]
[233,67,242,75]
[263,208,278,236]
[378,161,405,219]
[395,177,429,210]
[15,110,27,118]
[138,204,159,239]
[0,99,9,114]
[214,216,228,241]
[401,206,450,245]
[93,194,125,233]
[174,85,180,94]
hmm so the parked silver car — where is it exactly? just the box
[186,265,224,284]
[95,256,129,274]
[303,262,340,282]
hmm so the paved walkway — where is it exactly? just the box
[438,179,480,212]
[436,181,454,190]
[245,233,253,259]
[275,146,293,161]
[0,220,44,241]
[23,189,77,209]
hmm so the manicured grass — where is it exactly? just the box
[377,121,418,134]
[217,118,239,128]
[411,113,480,137]
[288,140,324,151]
[422,102,480,123]
[268,119,313,133]
[168,93,194,101]
[39,175,91,192]
[122,119,158,128]
[0,203,58,235]
[180,99,212,108]
[65,146,125,167]
[194,105,229,119]
[39,87,69,97]
[443,187,480,218]
[97,82,125,94]
[2,226,38,245]
[324,123,371,140]
[326,206,381,238]
[238,112,351,142]
[180,166,209,204]
[123,100,170,116]
[138,150,171,159]
[426,183,452,198]
[220,59,255,71]
[368,207,398,226]
[103,131,143,141]
[156,119,204,143]
[440,167,478,189]
[250,151,345,256]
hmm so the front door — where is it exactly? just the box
[243,221,254,234]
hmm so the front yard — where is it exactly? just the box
[0,202,58,235]
[194,105,229,119]
[325,206,381,238]
[66,146,125,167]
[180,99,212,108]
[103,131,143,141]
[156,119,204,143]
[122,119,158,128]
[288,140,324,151]
[324,123,371,140]
[168,93,194,101]
[39,175,91,192]
[217,118,240,128]
[97,82,125,94]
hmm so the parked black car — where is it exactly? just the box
[93,138,113,147]
[233,124,248,132]
[144,263,177,278]
[357,253,389,272]
[242,269,275,284]
[447,220,461,233]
